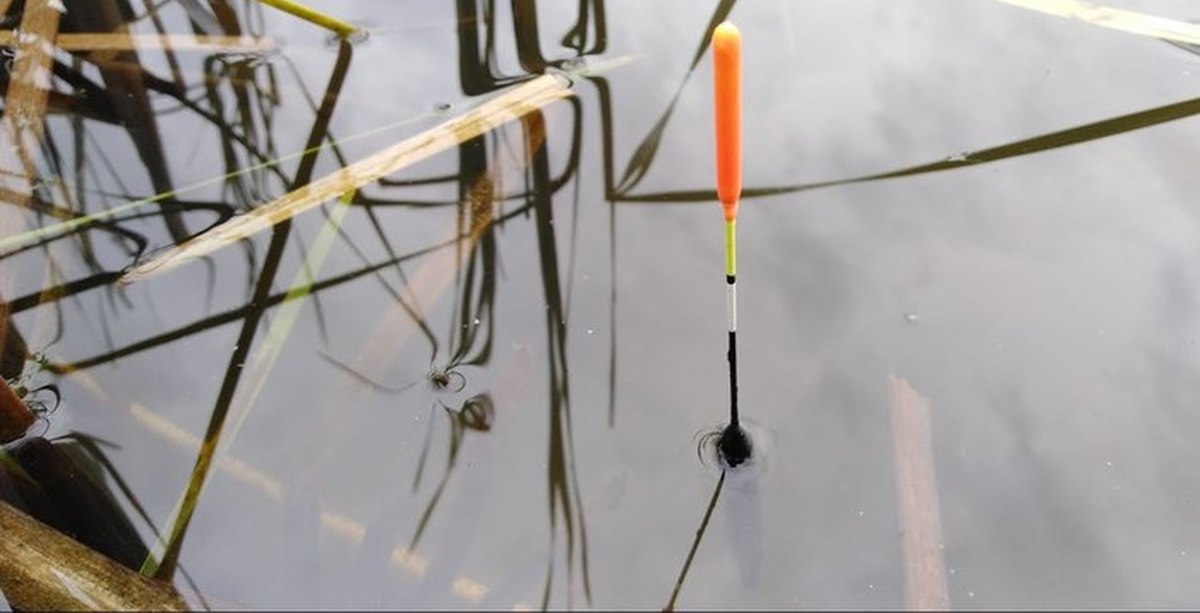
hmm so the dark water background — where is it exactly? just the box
[3,0,1200,608]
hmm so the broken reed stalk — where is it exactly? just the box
[0,502,189,611]
[254,0,360,38]
[120,73,572,285]
[0,0,62,216]
[888,376,950,611]
[0,31,276,52]
[0,0,62,361]
[0,57,632,257]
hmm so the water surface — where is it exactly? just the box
[3,0,1200,608]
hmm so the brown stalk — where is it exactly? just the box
[0,0,62,208]
[889,375,951,610]
[0,502,188,611]
[0,31,276,52]
[0,0,61,375]
[120,73,572,284]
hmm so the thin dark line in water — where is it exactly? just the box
[664,470,725,612]
[317,350,421,394]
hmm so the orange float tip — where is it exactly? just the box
[713,20,741,222]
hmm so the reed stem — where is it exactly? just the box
[255,0,359,38]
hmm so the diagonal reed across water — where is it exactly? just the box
[120,73,573,284]
[617,93,1200,204]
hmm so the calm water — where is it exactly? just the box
[3,0,1200,608]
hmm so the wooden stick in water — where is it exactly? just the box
[889,376,951,610]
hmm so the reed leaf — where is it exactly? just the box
[0,110,437,256]
[120,73,573,285]
[618,93,1200,203]
[992,0,1200,45]
[614,0,736,194]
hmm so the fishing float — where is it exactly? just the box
[713,21,752,467]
